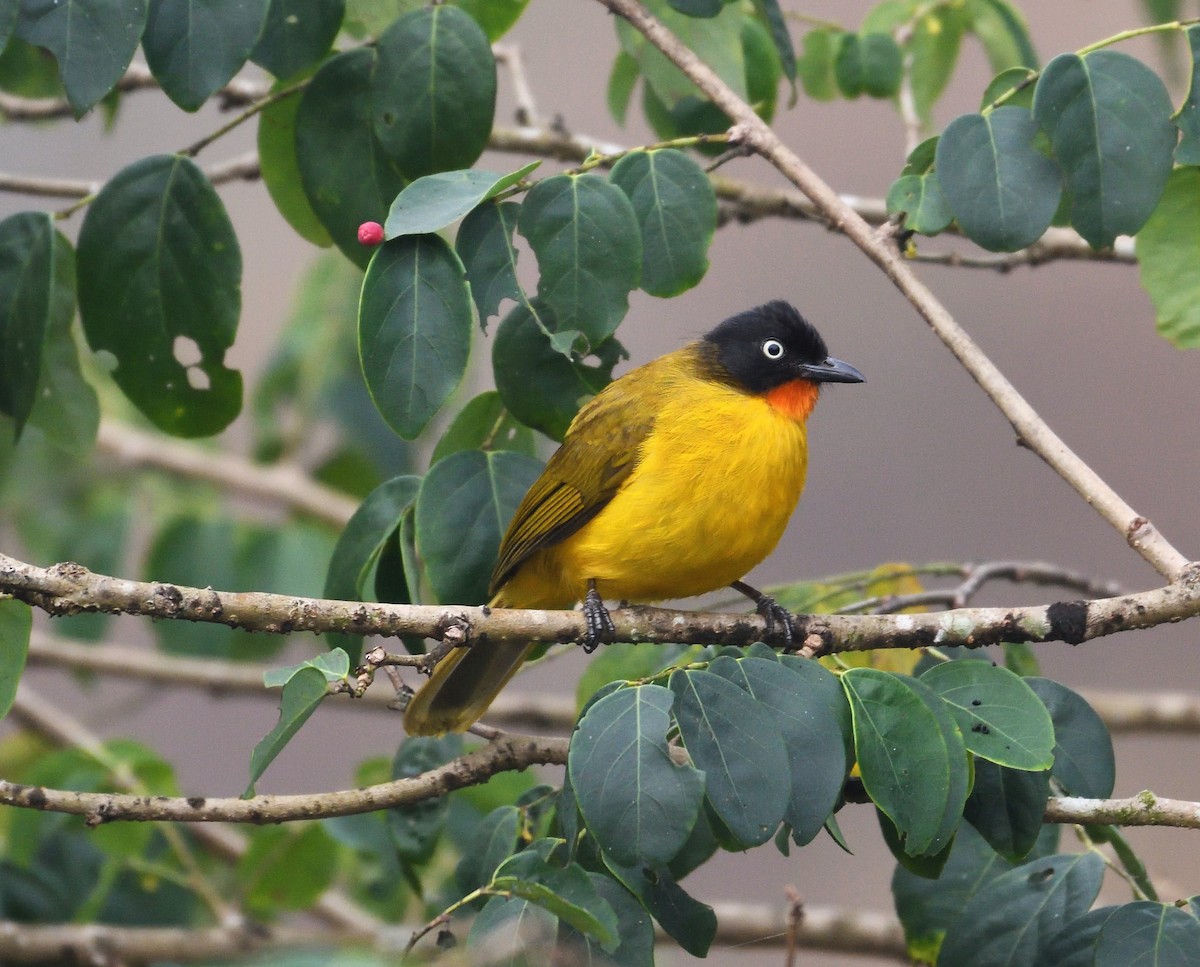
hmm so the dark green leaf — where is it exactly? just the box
[667,0,720,15]
[893,822,1060,964]
[295,48,406,267]
[324,475,421,601]
[609,149,716,298]
[570,684,704,868]
[1040,906,1118,967]
[937,852,1104,966]
[1026,677,1114,798]
[251,0,344,80]
[15,0,147,115]
[842,668,968,856]
[0,599,32,720]
[779,652,855,766]
[751,0,795,81]
[415,448,542,605]
[143,0,270,111]
[1137,167,1200,348]
[372,6,496,179]
[964,0,1037,71]
[519,173,641,349]
[878,809,954,880]
[385,164,538,239]
[389,736,460,862]
[77,155,242,437]
[1094,901,1200,967]
[669,668,789,846]
[0,212,62,435]
[245,666,327,796]
[492,849,619,947]
[886,173,953,236]
[457,805,521,893]
[468,894,557,959]
[0,0,16,51]
[742,14,782,122]
[710,656,847,846]
[1175,26,1200,164]
[575,641,688,715]
[963,759,1049,861]
[1032,51,1175,249]
[935,108,1061,252]
[558,872,655,967]
[492,301,621,441]
[835,32,902,99]
[258,87,333,247]
[237,823,336,913]
[920,660,1054,770]
[457,200,523,326]
[1084,824,1157,902]
[797,28,841,101]
[431,391,535,464]
[453,0,528,41]
[603,858,717,958]
[358,233,473,439]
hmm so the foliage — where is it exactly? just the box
[0,0,1198,965]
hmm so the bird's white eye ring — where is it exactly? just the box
[762,338,785,360]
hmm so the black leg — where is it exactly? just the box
[730,579,795,646]
[582,579,617,653]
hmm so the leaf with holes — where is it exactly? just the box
[457,200,523,326]
[77,155,242,438]
[358,234,473,439]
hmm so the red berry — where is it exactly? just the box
[358,221,384,246]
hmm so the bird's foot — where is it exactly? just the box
[582,582,617,653]
[731,580,795,647]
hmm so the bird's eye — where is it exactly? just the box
[761,338,785,360]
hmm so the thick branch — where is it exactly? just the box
[1045,792,1200,830]
[596,0,1188,580]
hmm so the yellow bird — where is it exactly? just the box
[404,301,863,735]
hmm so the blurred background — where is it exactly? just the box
[2,2,1198,964]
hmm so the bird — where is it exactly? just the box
[404,300,864,735]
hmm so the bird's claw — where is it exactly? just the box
[755,593,795,647]
[582,584,616,653]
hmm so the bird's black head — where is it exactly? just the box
[701,301,864,394]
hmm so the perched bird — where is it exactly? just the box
[404,300,864,735]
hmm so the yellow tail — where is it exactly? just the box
[403,592,535,736]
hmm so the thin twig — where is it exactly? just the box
[596,0,1189,581]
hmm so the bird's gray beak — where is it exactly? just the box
[796,356,865,384]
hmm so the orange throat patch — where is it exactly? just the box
[764,378,820,422]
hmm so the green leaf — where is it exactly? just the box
[25,280,99,458]
[607,49,640,125]
[668,0,720,15]
[609,149,717,298]
[886,173,953,236]
[751,0,795,81]
[669,668,789,847]
[962,759,1049,861]
[143,0,270,112]
[1137,167,1200,348]
[237,823,336,913]
[570,684,704,868]
[452,0,528,41]
[15,0,147,115]
[938,852,1103,966]
[457,200,523,326]
[77,155,243,438]
[575,642,688,714]
[372,5,496,179]
[358,233,473,439]
[1093,901,1200,967]
[1039,906,1119,967]
[0,0,16,52]
[981,66,1037,111]
[842,668,968,857]
[295,48,406,267]
[492,301,621,441]
[602,857,717,957]
[934,108,1061,252]
[415,448,543,605]
[878,809,954,880]
[558,872,655,967]
[0,599,31,720]
[920,660,1054,770]
[258,87,334,248]
[1026,677,1114,798]
[468,894,558,959]
[245,666,327,796]
[262,649,349,688]
[251,0,344,80]
[907,3,966,122]
[0,212,64,435]
[1084,824,1157,903]
[385,164,539,238]
[491,849,619,947]
[519,173,641,350]
[456,804,522,893]
[708,656,846,846]
[324,475,421,602]
[1175,25,1200,165]
[1032,51,1175,249]
[835,32,902,99]
[797,28,841,101]
[431,391,535,464]
[388,735,460,862]
[964,0,1037,72]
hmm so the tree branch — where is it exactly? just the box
[595,0,1189,581]
[1045,792,1200,830]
